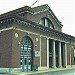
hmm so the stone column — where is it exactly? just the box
[52,40,56,68]
[64,43,67,68]
[58,41,62,68]
[40,36,41,67]
[47,38,49,68]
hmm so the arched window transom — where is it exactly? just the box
[39,17,54,29]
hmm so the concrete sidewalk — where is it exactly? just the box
[8,67,75,75]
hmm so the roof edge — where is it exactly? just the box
[0,6,31,18]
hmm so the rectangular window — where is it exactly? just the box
[20,58,22,65]
[29,58,31,65]
[25,58,26,65]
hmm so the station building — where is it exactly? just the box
[0,4,75,72]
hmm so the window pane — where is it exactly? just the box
[29,58,31,65]
[20,58,22,65]
[25,58,26,65]
[21,46,23,50]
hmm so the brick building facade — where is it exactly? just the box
[0,4,75,72]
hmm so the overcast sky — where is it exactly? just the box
[0,0,74,36]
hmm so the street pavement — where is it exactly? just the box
[29,68,75,75]
[0,67,75,75]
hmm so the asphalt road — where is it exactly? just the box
[29,68,75,75]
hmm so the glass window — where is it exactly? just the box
[25,58,26,65]
[20,58,22,65]
[20,36,32,56]
[39,17,54,29]
[21,46,23,50]
[29,58,31,65]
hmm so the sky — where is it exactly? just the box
[0,0,74,36]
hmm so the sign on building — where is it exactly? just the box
[35,51,40,57]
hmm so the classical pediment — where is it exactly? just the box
[0,4,74,42]
[0,4,63,28]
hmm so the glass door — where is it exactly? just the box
[20,36,33,72]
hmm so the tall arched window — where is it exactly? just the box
[39,17,54,29]
[20,36,33,72]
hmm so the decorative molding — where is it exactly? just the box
[0,15,75,43]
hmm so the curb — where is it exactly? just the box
[13,67,75,75]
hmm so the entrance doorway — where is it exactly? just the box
[20,36,33,72]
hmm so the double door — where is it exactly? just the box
[20,56,31,72]
[20,36,33,72]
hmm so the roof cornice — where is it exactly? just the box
[33,8,63,28]
[0,5,63,28]
[0,6,32,18]
[0,15,75,42]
